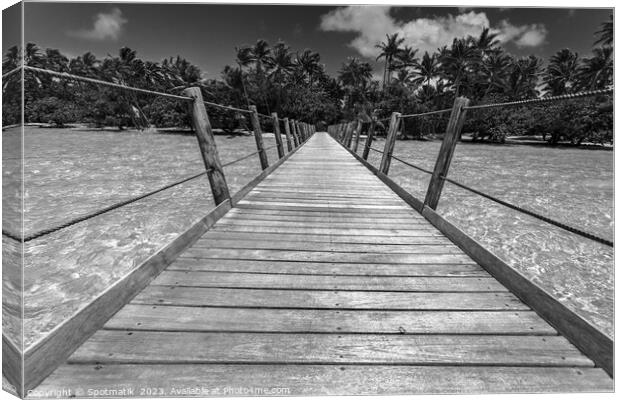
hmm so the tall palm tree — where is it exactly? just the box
[295,49,322,87]
[338,57,373,109]
[473,28,500,58]
[506,55,542,99]
[235,46,253,107]
[267,41,294,112]
[375,33,405,89]
[543,48,580,95]
[440,38,478,97]
[412,52,440,87]
[248,39,272,112]
[391,46,418,73]
[480,51,511,97]
[577,46,613,90]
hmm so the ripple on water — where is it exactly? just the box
[362,139,613,337]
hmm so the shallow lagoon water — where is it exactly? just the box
[4,127,281,348]
[359,138,613,337]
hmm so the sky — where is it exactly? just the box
[8,2,613,80]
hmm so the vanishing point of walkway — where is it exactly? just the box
[35,133,611,395]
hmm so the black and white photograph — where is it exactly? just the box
[1,0,616,398]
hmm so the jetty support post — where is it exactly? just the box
[362,114,377,161]
[290,119,300,147]
[424,96,470,210]
[379,112,401,175]
[249,105,269,170]
[182,87,231,205]
[352,119,363,153]
[283,117,293,151]
[271,112,285,159]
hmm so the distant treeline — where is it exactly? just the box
[2,15,613,145]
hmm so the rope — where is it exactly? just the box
[400,108,452,119]
[441,175,613,247]
[203,100,251,114]
[2,144,280,242]
[12,170,208,242]
[465,87,614,110]
[368,147,433,175]
[23,66,193,101]
[2,66,21,80]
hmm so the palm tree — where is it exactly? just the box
[594,15,613,47]
[338,57,373,110]
[440,38,478,97]
[235,46,253,107]
[391,46,418,73]
[577,46,613,90]
[543,48,580,95]
[249,39,272,78]
[473,28,500,58]
[505,55,542,99]
[267,41,294,112]
[375,33,405,89]
[295,49,322,87]
[480,51,511,97]
[412,52,440,87]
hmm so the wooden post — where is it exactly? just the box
[282,117,293,151]
[344,122,355,148]
[248,105,269,170]
[362,115,377,161]
[339,123,346,143]
[352,120,363,153]
[424,97,470,209]
[290,119,300,147]
[379,112,401,175]
[296,121,304,142]
[271,112,285,159]
[182,87,230,204]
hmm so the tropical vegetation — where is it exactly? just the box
[2,14,613,145]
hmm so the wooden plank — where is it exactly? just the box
[151,271,506,291]
[105,306,555,334]
[212,225,444,237]
[222,211,427,224]
[133,287,526,310]
[36,364,613,395]
[225,208,422,219]
[180,248,473,263]
[215,219,439,231]
[235,203,419,214]
[69,332,584,365]
[168,258,485,277]
[200,230,451,245]
[191,239,463,254]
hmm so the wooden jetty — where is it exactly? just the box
[33,132,612,395]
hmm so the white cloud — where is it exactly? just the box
[319,6,547,58]
[68,8,127,41]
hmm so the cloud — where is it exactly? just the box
[319,6,547,58]
[68,8,127,40]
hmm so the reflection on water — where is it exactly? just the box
[361,138,613,337]
[11,127,281,348]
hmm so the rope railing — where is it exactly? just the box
[2,66,21,80]
[331,85,614,247]
[203,100,251,114]
[465,87,613,111]
[23,66,193,101]
[3,145,282,242]
[400,108,452,119]
[440,175,613,247]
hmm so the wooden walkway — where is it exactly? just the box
[36,133,612,395]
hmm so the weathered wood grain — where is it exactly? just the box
[151,270,506,291]
[132,287,526,310]
[104,305,554,334]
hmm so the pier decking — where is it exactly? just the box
[34,133,612,395]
